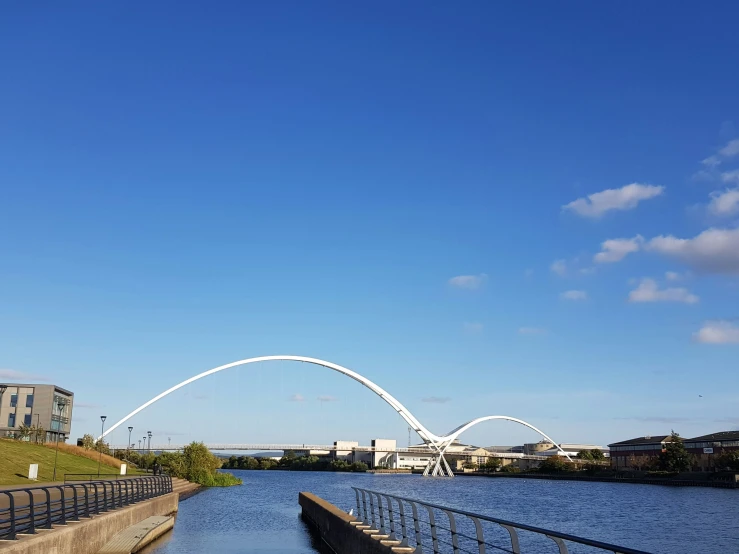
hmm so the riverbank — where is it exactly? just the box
[454,470,739,489]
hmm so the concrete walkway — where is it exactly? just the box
[97,516,174,554]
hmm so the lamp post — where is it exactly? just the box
[147,430,152,454]
[52,399,65,481]
[138,439,142,452]
[127,426,134,453]
[97,415,107,476]
[0,386,6,438]
[168,437,171,448]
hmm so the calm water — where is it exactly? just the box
[143,471,739,554]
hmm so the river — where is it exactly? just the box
[141,471,738,554]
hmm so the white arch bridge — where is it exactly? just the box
[101,355,571,476]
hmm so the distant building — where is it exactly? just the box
[0,383,74,443]
[523,440,609,458]
[333,440,359,462]
[684,431,739,471]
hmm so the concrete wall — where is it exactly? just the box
[299,492,397,554]
[1,492,178,554]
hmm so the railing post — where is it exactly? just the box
[56,486,67,525]
[80,484,90,518]
[2,492,16,540]
[443,509,460,554]
[383,494,397,540]
[361,490,370,525]
[91,483,100,514]
[375,492,386,534]
[468,516,486,554]
[499,524,521,554]
[25,490,36,534]
[368,491,376,529]
[69,486,79,521]
[410,500,423,550]
[43,487,53,529]
[394,496,410,546]
[101,482,109,512]
[547,535,570,554]
[424,505,440,554]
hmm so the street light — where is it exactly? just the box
[138,439,142,452]
[0,386,6,438]
[127,426,134,453]
[147,431,152,455]
[98,415,107,476]
[52,399,65,481]
[168,437,171,448]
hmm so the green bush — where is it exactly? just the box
[153,442,241,487]
[500,464,520,473]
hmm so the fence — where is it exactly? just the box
[352,487,652,554]
[64,474,128,482]
[0,475,172,540]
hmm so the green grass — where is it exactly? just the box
[0,439,124,486]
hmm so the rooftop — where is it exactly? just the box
[685,431,739,442]
[608,435,670,447]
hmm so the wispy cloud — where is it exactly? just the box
[288,394,304,402]
[518,327,548,335]
[628,278,699,304]
[700,139,739,169]
[448,274,487,290]
[562,183,664,218]
[594,236,643,263]
[317,395,338,402]
[550,259,567,277]
[75,402,102,409]
[0,369,49,382]
[693,320,739,344]
[422,396,451,404]
[560,290,588,301]
[463,322,483,333]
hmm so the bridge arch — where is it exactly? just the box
[101,355,572,474]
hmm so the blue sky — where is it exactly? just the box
[1,2,738,449]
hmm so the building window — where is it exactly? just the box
[8,413,15,427]
[25,394,34,408]
[10,394,17,408]
[24,414,32,426]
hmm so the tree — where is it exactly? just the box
[657,431,694,473]
[483,458,502,473]
[577,449,594,461]
[17,423,32,440]
[259,457,278,470]
[462,460,478,471]
[589,449,605,461]
[500,464,520,473]
[538,455,575,473]
[349,461,368,472]
[95,438,111,455]
[31,423,45,444]
[82,434,96,450]
[715,451,739,472]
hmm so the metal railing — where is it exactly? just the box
[352,487,652,554]
[0,475,172,540]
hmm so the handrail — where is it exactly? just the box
[0,475,172,540]
[351,486,653,554]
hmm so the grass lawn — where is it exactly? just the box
[0,439,124,486]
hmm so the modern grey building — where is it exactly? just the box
[0,383,74,443]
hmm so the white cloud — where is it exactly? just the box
[693,321,739,344]
[0,369,49,382]
[579,267,597,275]
[719,139,739,158]
[665,271,687,282]
[288,394,304,402]
[550,259,567,277]
[562,183,664,218]
[646,228,739,274]
[708,188,739,217]
[594,236,643,263]
[448,274,487,289]
[463,322,483,333]
[721,170,739,184]
[317,395,338,402]
[561,290,588,301]
[422,396,451,404]
[518,327,548,335]
[628,278,699,304]
[702,155,721,168]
